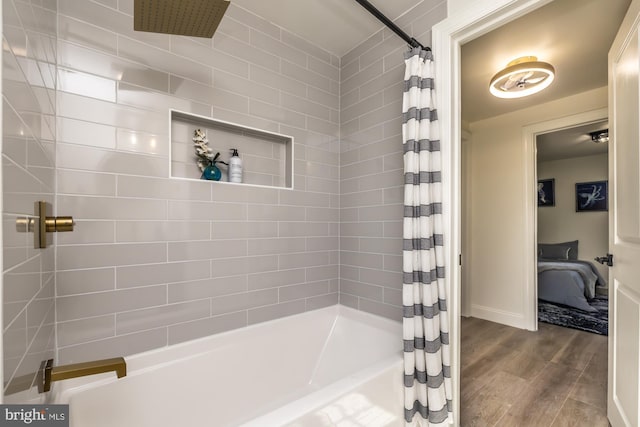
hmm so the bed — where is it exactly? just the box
[537,241,606,313]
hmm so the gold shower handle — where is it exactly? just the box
[36,201,75,248]
[15,202,76,248]
[45,216,75,233]
[15,202,75,248]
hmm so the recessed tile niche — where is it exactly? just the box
[170,110,293,189]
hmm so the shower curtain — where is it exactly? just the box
[402,48,452,426]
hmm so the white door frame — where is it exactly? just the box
[433,0,556,423]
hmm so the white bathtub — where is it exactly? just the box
[51,305,405,427]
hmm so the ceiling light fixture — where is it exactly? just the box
[589,129,609,144]
[489,56,555,99]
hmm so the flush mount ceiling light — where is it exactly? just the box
[489,56,555,99]
[589,129,609,144]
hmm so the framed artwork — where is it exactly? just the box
[576,180,608,212]
[538,179,555,207]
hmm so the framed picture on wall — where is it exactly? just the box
[576,180,608,212]
[538,179,555,207]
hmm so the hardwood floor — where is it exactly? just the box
[461,317,609,427]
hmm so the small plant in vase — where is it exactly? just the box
[193,128,227,180]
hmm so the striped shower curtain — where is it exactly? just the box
[402,48,452,426]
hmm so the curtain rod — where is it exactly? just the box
[354,0,430,51]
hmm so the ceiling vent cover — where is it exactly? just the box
[134,0,230,38]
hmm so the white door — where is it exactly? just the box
[608,1,640,425]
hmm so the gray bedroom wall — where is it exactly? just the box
[537,153,609,281]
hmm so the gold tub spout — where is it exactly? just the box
[41,357,126,393]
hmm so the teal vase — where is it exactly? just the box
[201,163,221,181]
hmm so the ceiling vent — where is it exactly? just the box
[134,0,230,38]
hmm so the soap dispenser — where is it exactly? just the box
[229,148,243,183]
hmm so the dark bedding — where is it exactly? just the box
[538,259,606,313]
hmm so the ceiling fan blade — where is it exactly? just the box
[500,70,534,90]
[525,76,546,84]
[500,76,519,90]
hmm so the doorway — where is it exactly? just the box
[460,116,611,425]
[433,0,630,423]
[536,121,610,335]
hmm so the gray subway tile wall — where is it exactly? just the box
[2,0,57,398]
[338,1,447,321]
[52,1,340,366]
[168,276,248,304]
[2,1,57,393]
[2,0,448,399]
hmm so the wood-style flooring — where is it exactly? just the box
[461,317,609,427]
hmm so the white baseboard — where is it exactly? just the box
[470,304,527,329]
